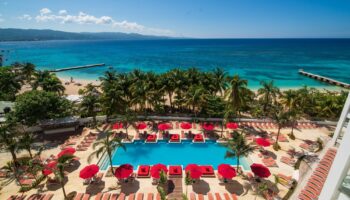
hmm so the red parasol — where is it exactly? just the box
[250,163,271,178]
[42,161,57,176]
[115,164,133,179]
[57,147,76,158]
[185,164,203,179]
[150,164,168,179]
[136,122,147,130]
[112,122,123,130]
[158,123,171,131]
[79,164,99,179]
[255,138,271,147]
[42,169,53,176]
[202,123,214,131]
[180,122,192,130]
[218,164,236,179]
[226,122,238,130]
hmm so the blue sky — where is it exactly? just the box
[0,0,350,38]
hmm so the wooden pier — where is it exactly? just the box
[299,69,350,89]
[49,63,106,72]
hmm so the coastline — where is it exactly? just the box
[58,75,347,95]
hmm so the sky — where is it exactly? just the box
[0,0,350,38]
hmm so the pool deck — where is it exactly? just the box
[0,122,334,200]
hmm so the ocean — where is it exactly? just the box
[1,39,350,89]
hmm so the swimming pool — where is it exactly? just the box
[100,140,251,170]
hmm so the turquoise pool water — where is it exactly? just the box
[100,140,250,170]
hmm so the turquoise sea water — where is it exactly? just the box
[100,140,250,170]
[1,39,350,89]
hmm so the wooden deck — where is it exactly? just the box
[299,69,350,89]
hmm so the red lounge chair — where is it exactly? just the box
[128,194,135,200]
[95,193,103,200]
[18,178,34,186]
[43,194,54,200]
[156,193,161,200]
[194,134,204,142]
[190,193,196,200]
[200,165,215,177]
[170,134,180,142]
[110,194,119,200]
[169,166,182,177]
[137,193,144,200]
[147,193,153,200]
[118,193,126,200]
[137,165,150,177]
[207,193,214,200]
[298,193,312,200]
[198,194,204,200]
[231,194,238,200]
[74,193,84,200]
[223,193,230,200]
[146,134,157,142]
[82,194,90,200]
[102,193,111,200]
[214,193,222,200]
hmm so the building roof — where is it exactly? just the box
[0,101,14,114]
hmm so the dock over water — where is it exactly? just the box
[299,69,350,89]
[49,63,106,72]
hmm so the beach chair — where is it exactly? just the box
[231,193,238,200]
[223,193,230,200]
[110,194,119,200]
[118,193,126,200]
[207,193,214,200]
[74,193,84,200]
[128,193,135,200]
[198,194,204,200]
[156,193,161,200]
[94,193,103,200]
[43,194,54,200]
[82,194,90,200]
[190,193,196,200]
[102,193,111,200]
[137,193,144,200]
[214,193,222,200]
[147,193,153,200]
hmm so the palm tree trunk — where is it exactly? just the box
[108,152,114,174]
[275,126,281,149]
[10,150,18,167]
[27,148,33,159]
[236,156,240,173]
[60,179,67,199]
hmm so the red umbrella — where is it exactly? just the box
[112,122,123,130]
[250,163,271,178]
[218,164,236,179]
[46,161,57,169]
[255,138,271,147]
[180,122,192,130]
[136,122,147,130]
[42,161,57,176]
[115,164,133,179]
[202,123,214,131]
[42,169,53,176]
[79,164,99,179]
[185,164,202,179]
[151,164,168,179]
[226,122,238,130]
[158,123,171,131]
[57,147,76,158]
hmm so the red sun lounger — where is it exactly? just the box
[137,165,150,177]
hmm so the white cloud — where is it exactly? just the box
[31,8,174,36]
[18,14,32,20]
[40,8,52,15]
[58,10,67,15]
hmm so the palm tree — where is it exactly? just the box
[0,125,20,166]
[211,67,227,96]
[79,84,101,127]
[0,66,23,101]
[31,70,65,94]
[224,133,255,173]
[119,108,138,140]
[184,85,207,119]
[225,75,249,118]
[88,130,125,174]
[20,63,36,83]
[270,104,289,151]
[281,90,300,139]
[53,154,75,200]
[19,132,35,158]
[258,80,280,115]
